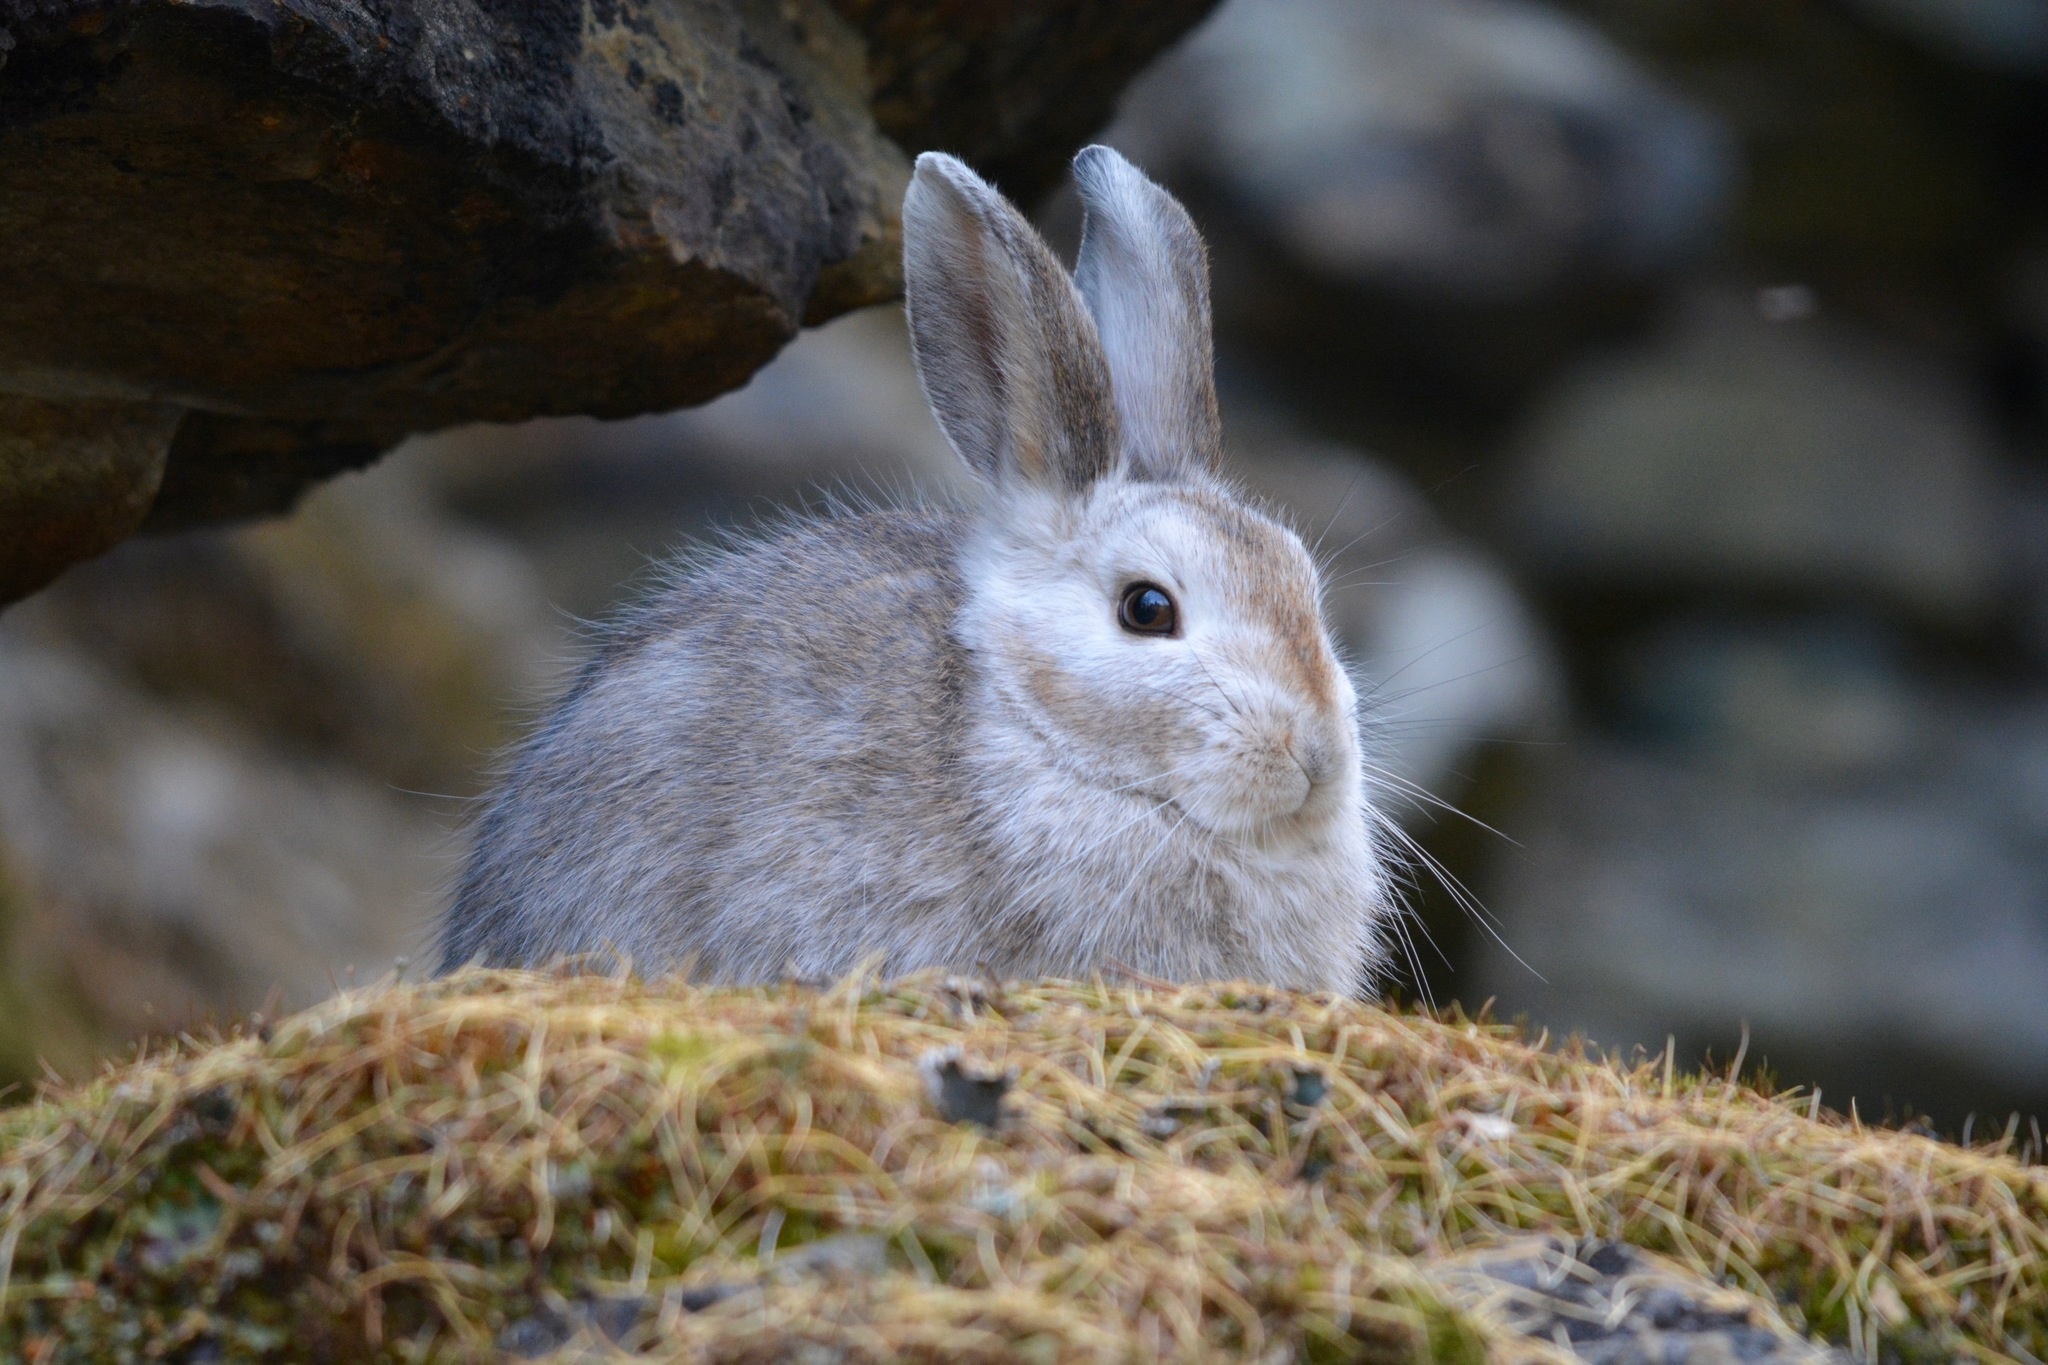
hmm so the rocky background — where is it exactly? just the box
[3,0,2046,1137]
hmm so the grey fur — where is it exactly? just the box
[1072,144,1222,477]
[440,148,1392,990]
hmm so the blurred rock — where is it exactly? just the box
[0,0,1215,602]
[0,638,443,1074]
[0,448,564,1070]
[1477,615,2048,1122]
[1085,0,1736,458]
[1552,0,2045,336]
[1427,1238,1849,1365]
[1116,0,1733,298]
[1844,0,2048,71]
[12,460,557,800]
[1505,287,2005,625]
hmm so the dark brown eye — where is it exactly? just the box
[1118,583,1178,636]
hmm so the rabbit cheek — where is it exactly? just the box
[1017,652,1165,782]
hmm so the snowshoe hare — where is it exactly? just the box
[438,146,1392,992]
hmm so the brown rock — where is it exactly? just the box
[0,0,1215,598]
[0,394,182,601]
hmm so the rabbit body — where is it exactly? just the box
[439,148,1392,993]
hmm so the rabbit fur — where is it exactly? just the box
[438,146,1393,993]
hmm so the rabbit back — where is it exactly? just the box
[439,507,988,979]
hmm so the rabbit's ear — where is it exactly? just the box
[904,153,1118,494]
[1071,146,1220,481]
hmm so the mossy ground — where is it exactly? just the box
[0,969,2041,1362]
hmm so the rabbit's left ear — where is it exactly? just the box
[1071,146,1221,481]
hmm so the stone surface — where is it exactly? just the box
[0,444,559,1074]
[1113,0,1734,300]
[0,394,182,601]
[1504,288,2005,624]
[1475,614,2048,1121]
[1087,0,1737,451]
[1427,1238,1848,1365]
[830,0,1223,201]
[1846,0,2048,69]
[0,637,445,1075]
[1552,0,2044,335]
[0,0,1216,599]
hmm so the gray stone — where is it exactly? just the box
[1428,1237,1849,1365]
[1504,288,2005,623]
[1475,616,2048,1109]
[1110,0,1734,298]
[1844,0,2048,69]
[0,636,444,1069]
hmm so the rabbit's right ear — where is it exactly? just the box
[904,153,1119,494]
[1071,146,1221,481]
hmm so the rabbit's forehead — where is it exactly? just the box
[1094,484,1319,598]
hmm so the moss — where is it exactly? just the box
[0,970,2041,1361]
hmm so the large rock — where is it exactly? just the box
[1091,0,1735,444]
[0,395,182,601]
[0,0,1216,600]
[1474,614,2048,1127]
[1113,0,1733,301]
[1503,287,2005,625]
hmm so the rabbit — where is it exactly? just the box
[436,145,1394,994]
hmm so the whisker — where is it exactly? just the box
[1130,678,1230,725]
[1308,470,1369,560]
[1359,761,1522,849]
[1381,820,1544,983]
[1188,645,1253,722]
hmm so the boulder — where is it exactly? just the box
[1113,0,1733,301]
[1503,287,2005,626]
[1093,0,1735,438]
[0,0,1217,601]
[1474,614,2048,1127]
[0,395,182,602]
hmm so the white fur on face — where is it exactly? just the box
[957,475,1363,844]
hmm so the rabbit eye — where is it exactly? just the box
[1118,583,1178,636]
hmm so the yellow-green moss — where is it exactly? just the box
[0,970,2041,1362]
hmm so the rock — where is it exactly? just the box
[1114,0,1734,300]
[1475,614,2048,1125]
[1844,0,2048,71]
[0,0,1216,601]
[1504,287,2005,625]
[1083,0,1735,444]
[12,457,557,800]
[0,394,182,601]
[1427,1238,1849,1365]
[832,0,1224,201]
[1552,0,2039,331]
[0,637,442,1074]
[0,448,562,1071]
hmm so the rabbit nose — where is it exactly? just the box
[1290,730,1339,787]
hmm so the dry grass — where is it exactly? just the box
[0,969,2042,1362]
